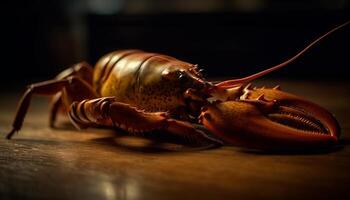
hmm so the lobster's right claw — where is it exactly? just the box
[200,86,340,150]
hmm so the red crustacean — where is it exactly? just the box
[5,21,348,150]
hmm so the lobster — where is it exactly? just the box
[5,21,348,151]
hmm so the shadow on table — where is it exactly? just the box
[91,134,220,154]
[90,134,346,156]
[53,121,221,154]
[8,133,346,156]
[239,144,344,155]
[52,121,348,155]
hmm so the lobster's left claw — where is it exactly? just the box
[200,87,340,150]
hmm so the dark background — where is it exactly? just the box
[1,0,349,89]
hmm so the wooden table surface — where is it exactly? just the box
[0,79,350,200]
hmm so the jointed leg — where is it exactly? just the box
[49,62,95,128]
[7,79,69,139]
[69,97,223,146]
[49,92,63,127]
[6,76,97,139]
[55,62,94,84]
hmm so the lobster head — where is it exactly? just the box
[191,20,348,150]
[200,84,340,150]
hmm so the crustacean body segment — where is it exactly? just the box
[93,49,206,112]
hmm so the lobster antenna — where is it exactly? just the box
[216,20,349,88]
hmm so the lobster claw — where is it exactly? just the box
[200,86,340,150]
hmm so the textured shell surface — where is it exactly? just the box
[93,50,201,112]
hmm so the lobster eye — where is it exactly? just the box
[162,69,188,81]
[178,70,187,81]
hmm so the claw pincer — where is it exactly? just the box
[200,86,340,150]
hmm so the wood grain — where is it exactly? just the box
[0,79,350,200]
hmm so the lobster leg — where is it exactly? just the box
[69,97,223,146]
[6,75,97,139]
[49,92,63,127]
[49,62,94,127]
